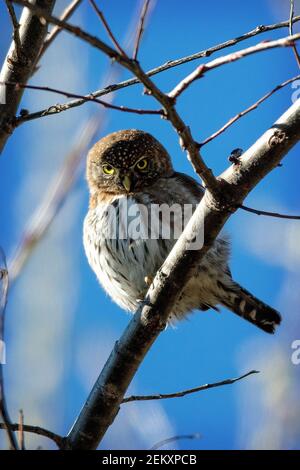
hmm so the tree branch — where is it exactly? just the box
[0,80,163,116]
[133,0,151,60]
[199,74,300,147]
[122,370,259,403]
[0,422,64,448]
[5,0,22,61]
[240,204,300,220]
[0,249,19,450]
[63,98,300,450]
[168,34,300,99]
[0,0,56,154]
[10,0,220,193]
[289,0,300,68]
[88,0,128,57]
[10,6,300,125]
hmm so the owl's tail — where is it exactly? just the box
[220,281,282,334]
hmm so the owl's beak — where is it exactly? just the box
[122,174,132,192]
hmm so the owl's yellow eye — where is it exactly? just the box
[135,158,148,171]
[102,164,115,175]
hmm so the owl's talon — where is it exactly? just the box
[144,275,153,287]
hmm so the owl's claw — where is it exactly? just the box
[144,275,153,287]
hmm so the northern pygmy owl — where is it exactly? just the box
[83,129,281,333]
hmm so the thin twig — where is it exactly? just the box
[199,74,300,147]
[169,34,300,99]
[122,370,259,403]
[35,0,83,67]
[88,0,128,57]
[289,0,300,68]
[0,249,19,450]
[240,205,300,220]
[133,0,151,60]
[18,409,25,450]
[1,81,163,116]
[5,0,22,60]
[0,422,64,448]
[14,16,300,125]
[150,433,201,450]
[10,0,219,193]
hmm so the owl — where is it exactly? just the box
[83,129,281,333]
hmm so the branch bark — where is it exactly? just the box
[64,98,300,450]
[0,0,56,154]
[11,14,300,124]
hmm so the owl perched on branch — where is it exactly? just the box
[83,129,281,334]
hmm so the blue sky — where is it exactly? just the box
[0,0,299,450]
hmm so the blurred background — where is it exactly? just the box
[0,0,299,450]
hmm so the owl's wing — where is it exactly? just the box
[171,171,205,203]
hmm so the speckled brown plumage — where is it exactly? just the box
[83,129,281,333]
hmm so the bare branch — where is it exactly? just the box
[13,16,300,125]
[5,0,22,60]
[0,0,56,154]
[199,74,300,147]
[88,0,128,57]
[133,0,151,60]
[240,205,300,220]
[122,370,259,403]
[10,0,220,192]
[289,0,300,68]
[1,80,163,118]
[0,422,64,448]
[0,249,19,450]
[169,34,300,99]
[150,433,201,450]
[64,99,300,450]
[18,409,25,450]
[36,0,83,67]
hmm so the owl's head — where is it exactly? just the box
[86,129,174,195]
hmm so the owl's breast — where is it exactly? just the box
[83,195,173,311]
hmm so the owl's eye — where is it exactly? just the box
[102,164,115,175]
[135,158,148,171]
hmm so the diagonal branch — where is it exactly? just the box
[5,0,22,61]
[0,0,56,154]
[122,370,259,403]
[169,34,300,99]
[10,0,219,193]
[289,0,300,68]
[133,0,151,60]
[199,74,300,147]
[63,98,300,450]
[88,0,128,57]
[0,80,163,116]
[13,16,300,125]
